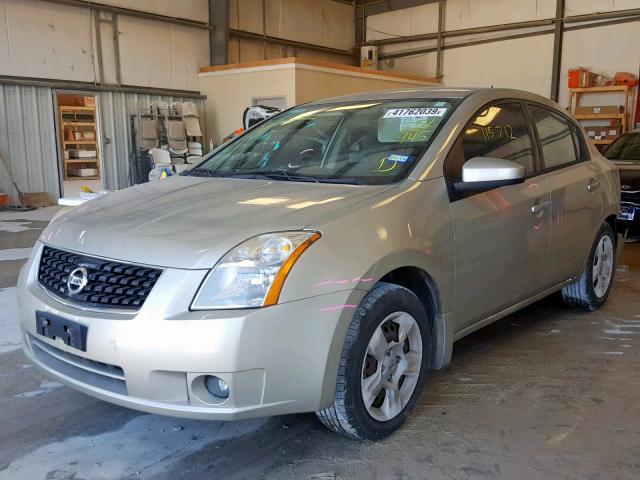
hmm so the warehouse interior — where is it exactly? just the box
[1,0,639,478]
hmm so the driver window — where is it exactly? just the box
[445,102,535,186]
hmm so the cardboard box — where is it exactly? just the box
[83,96,96,107]
[575,105,624,115]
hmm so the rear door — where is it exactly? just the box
[526,103,603,283]
[446,101,552,330]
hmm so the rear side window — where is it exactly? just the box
[528,105,581,169]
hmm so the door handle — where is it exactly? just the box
[587,179,600,192]
[531,200,550,215]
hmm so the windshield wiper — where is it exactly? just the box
[188,167,219,177]
[191,168,362,185]
[227,169,320,183]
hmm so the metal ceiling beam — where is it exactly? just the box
[0,75,206,99]
[41,0,212,29]
[371,18,554,46]
[369,6,640,47]
[378,12,640,61]
[229,29,354,58]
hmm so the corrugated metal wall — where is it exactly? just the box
[0,84,205,203]
[99,92,205,191]
[0,84,59,204]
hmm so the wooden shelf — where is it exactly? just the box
[63,122,96,127]
[593,139,614,145]
[59,102,100,181]
[574,113,625,120]
[569,85,630,93]
[60,106,95,112]
[64,140,97,145]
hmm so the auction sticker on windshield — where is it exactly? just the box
[383,107,448,118]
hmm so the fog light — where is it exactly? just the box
[205,375,229,399]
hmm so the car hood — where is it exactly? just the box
[42,176,396,269]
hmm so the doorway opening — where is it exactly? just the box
[55,92,103,198]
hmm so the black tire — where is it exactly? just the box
[561,222,616,310]
[316,282,430,440]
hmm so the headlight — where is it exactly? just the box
[191,231,321,310]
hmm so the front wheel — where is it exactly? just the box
[562,222,616,310]
[316,283,430,440]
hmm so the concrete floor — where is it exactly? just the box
[0,208,639,479]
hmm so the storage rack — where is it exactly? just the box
[59,105,100,180]
[567,85,634,147]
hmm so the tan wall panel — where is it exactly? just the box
[118,16,173,87]
[444,0,555,31]
[198,68,296,144]
[1,0,96,81]
[442,34,554,97]
[118,16,208,91]
[98,14,118,84]
[294,67,435,104]
[379,53,438,79]
[366,3,439,41]
[170,25,210,91]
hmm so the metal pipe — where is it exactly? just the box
[372,18,554,46]
[379,28,555,60]
[435,0,445,78]
[229,29,354,57]
[550,0,565,101]
[0,75,206,99]
[370,6,640,47]
[112,13,122,85]
[262,0,267,60]
[378,11,640,60]
[41,0,212,30]
[93,11,105,84]
[564,15,640,32]
[564,7,640,24]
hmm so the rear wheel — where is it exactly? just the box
[562,223,616,310]
[316,283,430,440]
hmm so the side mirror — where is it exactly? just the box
[454,157,525,193]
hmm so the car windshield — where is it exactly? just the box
[188,98,458,185]
[603,132,640,161]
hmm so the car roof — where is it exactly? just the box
[307,87,479,105]
[306,87,556,107]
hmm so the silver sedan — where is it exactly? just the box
[18,88,620,439]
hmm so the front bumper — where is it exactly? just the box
[18,243,365,420]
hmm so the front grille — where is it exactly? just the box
[29,335,127,395]
[38,246,162,310]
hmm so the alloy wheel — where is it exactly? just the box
[360,311,423,422]
[592,235,614,298]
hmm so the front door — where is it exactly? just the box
[444,101,551,330]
